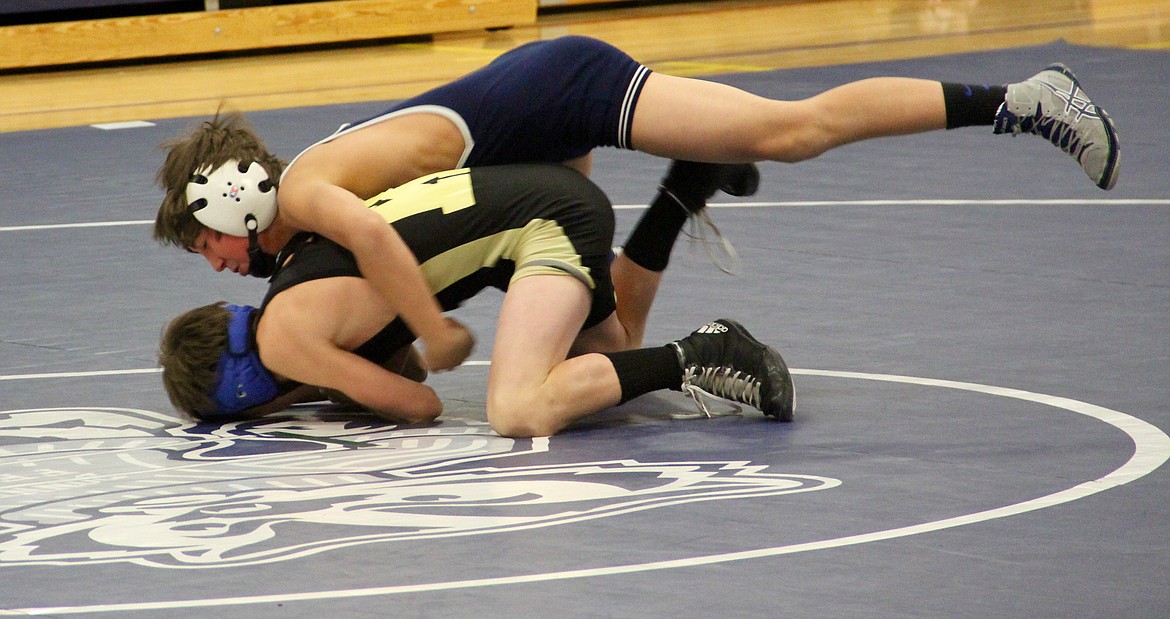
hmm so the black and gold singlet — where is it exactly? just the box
[261,164,616,363]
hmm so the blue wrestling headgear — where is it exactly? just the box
[199,304,281,418]
[188,160,279,278]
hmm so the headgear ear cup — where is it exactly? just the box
[188,159,279,278]
[199,304,281,418]
[187,159,277,237]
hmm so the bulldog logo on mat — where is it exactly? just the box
[0,407,838,568]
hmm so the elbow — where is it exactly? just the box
[415,388,443,422]
[371,389,442,425]
[408,396,443,424]
[346,210,398,257]
[333,370,443,424]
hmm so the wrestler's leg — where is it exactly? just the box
[562,152,592,176]
[571,161,750,355]
[569,255,659,356]
[486,274,623,437]
[629,72,946,163]
[607,254,659,349]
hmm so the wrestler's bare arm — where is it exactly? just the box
[256,285,443,423]
[229,345,427,417]
[224,384,328,420]
[318,113,471,198]
[275,178,474,371]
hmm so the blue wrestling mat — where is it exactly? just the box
[1,42,1167,617]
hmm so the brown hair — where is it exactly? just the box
[153,109,285,249]
[158,302,232,418]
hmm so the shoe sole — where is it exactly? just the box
[1045,63,1120,190]
[720,164,761,197]
[716,318,795,421]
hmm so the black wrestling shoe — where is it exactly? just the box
[716,162,760,198]
[659,161,759,275]
[669,319,795,421]
[661,160,760,213]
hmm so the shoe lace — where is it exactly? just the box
[680,364,761,418]
[1021,102,1092,159]
[661,186,742,276]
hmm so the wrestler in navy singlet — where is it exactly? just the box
[260,164,616,364]
[290,37,651,172]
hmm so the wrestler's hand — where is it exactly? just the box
[423,318,475,372]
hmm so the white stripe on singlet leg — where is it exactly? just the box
[618,65,651,150]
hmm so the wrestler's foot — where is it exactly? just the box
[661,160,760,213]
[670,319,794,421]
[994,64,1120,190]
[713,162,760,199]
[659,161,759,274]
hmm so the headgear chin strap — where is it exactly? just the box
[246,230,277,279]
[188,160,278,279]
[199,304,281,419]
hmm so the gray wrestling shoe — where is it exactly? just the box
[670,319,794,421]
[994,64,1120,190]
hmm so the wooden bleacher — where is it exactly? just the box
[0,0,537,71]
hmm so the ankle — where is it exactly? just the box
[941,82,1008,129]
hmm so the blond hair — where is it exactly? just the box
[154,110,285,249]
[159,302,232,419]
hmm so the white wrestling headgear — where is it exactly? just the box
[186,159,277,237]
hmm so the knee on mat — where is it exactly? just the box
[486,391,565,438]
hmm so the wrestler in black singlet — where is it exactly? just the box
[260,164,616,364]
